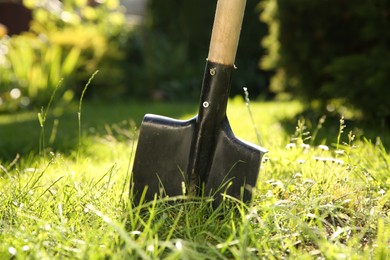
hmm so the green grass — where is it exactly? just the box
[0,99,389,259]
[0,101,197,159]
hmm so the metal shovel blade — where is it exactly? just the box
[131,110,267,206]
[204,118,266,207]
[131,115,196,202]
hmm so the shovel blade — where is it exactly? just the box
[205,118,267,207]
[131,115,266,207]
[131,114,195,203]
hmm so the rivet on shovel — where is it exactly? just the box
[130,0,267,208]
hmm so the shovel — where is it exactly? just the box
[131,0,267,207]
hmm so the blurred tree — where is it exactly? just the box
[131,0,270,100]
[259,0,390,120]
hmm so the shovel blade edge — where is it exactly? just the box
[131,114,196,204]
[205,118,268,207]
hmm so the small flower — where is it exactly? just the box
[313,156,327,162]
[297,159,305,164]
[129,230,142,236]
[293,172,302,178]
[286,143,296,149]
[175,240,183,250]
[303,179,315,185]
[44,223,51,231]
[8,247,17,256]
[10,88,21,99]
[265,190,273,197]
[270,181,284,189]
[334,159,345,165]
[318,145,329,151]
[300,143,310,150]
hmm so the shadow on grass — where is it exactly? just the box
[278,109,390,149]
[0,100,197,161]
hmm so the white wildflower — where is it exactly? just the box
[285,143,296,149]
[318,145,329,151]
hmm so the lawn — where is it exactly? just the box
[0,99,389,259]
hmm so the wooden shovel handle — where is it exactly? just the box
[208,0,246,65]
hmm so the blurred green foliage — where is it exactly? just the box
[122,29,201,101]
[0,0,271,111]
[0,0,126,112]
[4,35,79,108]
[259,0,390,120]
[128,0,270,100]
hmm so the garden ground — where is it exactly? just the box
[0,99,389,259]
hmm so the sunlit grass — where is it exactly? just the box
[0,99,389,258]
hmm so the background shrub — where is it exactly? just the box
[122,0,270,100]
[0,0,271,109]
[122,29,201,101]
[259,0,390,120]
[0,0,127,111]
